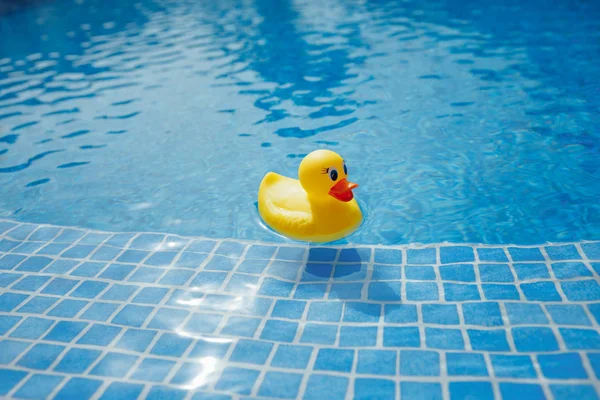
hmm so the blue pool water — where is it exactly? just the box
[1,0,599,245]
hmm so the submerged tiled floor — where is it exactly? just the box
[1,220,600,399]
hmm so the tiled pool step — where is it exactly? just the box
[1,220,600,400]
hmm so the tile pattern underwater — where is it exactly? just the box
[1,219,600,399]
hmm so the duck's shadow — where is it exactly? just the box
[302,246,400,319]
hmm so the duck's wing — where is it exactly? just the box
[259,172,312,227]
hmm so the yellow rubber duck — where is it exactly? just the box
[258,149,363,242]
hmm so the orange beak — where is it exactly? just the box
[329,178,358,202]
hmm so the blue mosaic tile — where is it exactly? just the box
[99,382,144,400]
[300,323,338,345]
[477,247,509,262]
[508,247,545,261]
[127,267,163,283]
[538,353,587,379]
[131,358,177,382]
[214,241,246,258]
[552,261,592,279]
[55,348,102,373]
[205,255,237,271]
[481,284,520,300]
[258,277,294,297]
[70,280,109,299]
[70,261,106,277]
[440,246,474,264]
[560,328,600,350]
[400,350,440,376]
[500,383,545,400]
[545,244,581,260]
[150,332,193,357]
[225,274,259,294]
[186,239,217,254]
[372,264,402,280]
[405,281,439,301]
[440,264,476,282]
[0,340,30,364]
[356,349,396,375]
[546,304,591,326]
[329,283,363,299]
[90,352,138,377]
[54,377,102,400]
[304,374,348,400]
[341,248,371,263]
[132,287,169,304]
[100,264,135,281]
[260,319,298,342]
[80,302,119,321]
[147,308,189,330]
[449,382,494,400]
[17,295,58,313]
[16,256,52,272]
[144,251,178,267]
[147,387,187,400]
[77,324,121,346]
[422,304,459,324]
[100,284,138,301]
[15,373,64,399]
[355,378,396,400]
[401,382,443,400]
[7,224,37,240]
[425,327,464,350]
[581,242,600,260]
[294,283,328,299]
[258,371,303,399]
[404,265,436,280]
[271,345,312,369]
[10,316,54,339]
[333,263,367,280]
[271,299,306,319]
[302,263,334,282]
[513,327,559,352]
[373,248,402,264]
[490,354,537,378]
[245,245,277,259]
[468,329,511,351]
[17,343,65,369]
[406,248,436,264]
[37,242,71,255]
[447,352,488,376]
[13,241,45,253]
[0,292,29,311]
[190,271,228,289]
[307,247,337,262]
[520,281,562,301]
[276,246,306,261]
[221,316,262,337]
[79,232,111,246]
[314,348,354,372]
[114,329,157,352]
[384,304,418,323]
[214,367,259,395]
[463,302,504,326]
[0,239,19,252]
[443,283,480,301]
[307,301,343,322]
[170,362,214,386]
[43,260,78,274]
[0,369,27,395]
[43,320,88,342]
[0,272,21,287]
[504,303,547,325]
[174,252,207,268]
[0,254,25,270]
[550,384,600,400]
[368,281,401,301]
[383,327,421,347]
[62,245,97,259]
[13,275,50,292]
[47,299,88,318]
[562,280,600,301]
[111,304,154,327]
[188,339,231,359]
[478,263,514,282]
[343,302,381,323]
[339,326,378,346]
[90,246,121,261]
[512,263,550,280]
[117,249,149,263]
[0,316,19,336]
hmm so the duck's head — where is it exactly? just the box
[299,149,358,202]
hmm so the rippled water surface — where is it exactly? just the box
[1,0,599,245]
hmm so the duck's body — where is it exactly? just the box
[258,150,363,242]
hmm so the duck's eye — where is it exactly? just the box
[329,168,338,181]
[343,163,347,175]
